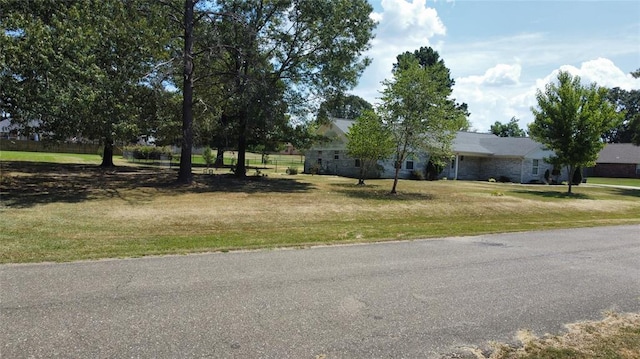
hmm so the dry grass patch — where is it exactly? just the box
[2,161,640,263]
[472,312,640,359]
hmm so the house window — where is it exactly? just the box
[317,158,322,165]
[532,159,539,175]
[406,160,414,170]
[636,164,640,175]
[334,150,339,160]
[355,159,361,167]
[317,150,322,156]
[451,159,455,169]
[460,155,464,161]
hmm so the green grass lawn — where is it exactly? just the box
[0,150,305,173]
[2,154,640,263]
[2,153,637,359]
[187,150,304,172]
[0,150,104,164]
[587,176,640,187]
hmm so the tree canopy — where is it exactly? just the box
[317,94,373,123]
[394,46,470,131]
[381,52,467,194]
[345,110,394,185]
[602,69,640,145]
[2,0,376,182]
[1,0,173,167]
[529,71,622,194]
[182,0,377,178]
[490,117,527,137]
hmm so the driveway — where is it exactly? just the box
[2,225,639,358]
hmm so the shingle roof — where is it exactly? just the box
[332,118,355,134]
[482,136,541,156]
[452,132,495,155]
[453,132,542,157]
[597,143,640,164]
[324,121,546,158]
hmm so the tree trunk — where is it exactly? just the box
[567,165,574,194]
[215,148,224,167]
[177,0,195,185]
[235,111,248,178]
[390,166,400,194]
[236,126,247,178]
[358,166,366,185]
[358,160,373,186]
[100,140,115,168]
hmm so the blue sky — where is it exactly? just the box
[352,0,640,132]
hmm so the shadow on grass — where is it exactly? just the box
[0,161,314,208]
[330,182,436,201]
[610,188,640,198]
[511,189,594,200]
[513,185,640,200]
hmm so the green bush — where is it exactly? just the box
[286,167,298,175]
[410,170,425,180]
[309,164,320,175]
[572,166,583,185]
[202,147,215,167]
[425,160,443,180]
[544,169,551,183]
[123,145,173,161]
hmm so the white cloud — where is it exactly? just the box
[458,63,521,87]
[453,58,640,132]
[354,0,447,105]
[375,0,446,39]
[355,2,639,133]
[536,58,640,91]
[452,63,526,130]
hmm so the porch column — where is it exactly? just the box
[454,154,459,180]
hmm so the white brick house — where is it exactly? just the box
[304,119,568,183]
[441,132,568,183]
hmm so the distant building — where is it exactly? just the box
[587,143,640,178]
[279,143,300,155]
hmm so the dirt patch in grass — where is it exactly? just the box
[465,312,640,359]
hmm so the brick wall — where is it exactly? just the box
[591,163,639,178]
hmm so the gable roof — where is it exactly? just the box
[316,122,546,158]
[453,132,542,157]
[597,143,640,164]
[332,118,354,134]
[452,132,495,155]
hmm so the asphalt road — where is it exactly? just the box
[2,225,639,358]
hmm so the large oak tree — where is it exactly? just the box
[1,1,173,167]
[209,0,376,177]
